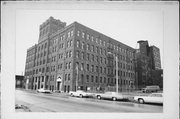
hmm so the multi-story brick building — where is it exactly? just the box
[149,45,161,70]
[135,40,163,89]
[24,16,136,92]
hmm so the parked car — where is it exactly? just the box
[37,88,52,93]
[133,93,163,104]
[69,90,93,98]
[142,85,160,93]
[95,91,127,101]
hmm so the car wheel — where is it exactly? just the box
[138,98,144,104]
[112,97,117,101]
[97,95,101,100]
[79,94,83,98]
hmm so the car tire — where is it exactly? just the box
[79,94,83,98]
[138,98,144,104]
[97,95,101,100]
[112,97,117,101]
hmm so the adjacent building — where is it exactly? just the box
[135,40,163,89]
[24,16,136,93]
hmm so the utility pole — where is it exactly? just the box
[116,55,118,93]
[76,64,78,91]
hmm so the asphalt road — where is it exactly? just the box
[15,89,163,112]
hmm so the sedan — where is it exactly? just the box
[133,93,163,104]
[95,91,126,101]
[69,90,92,98]
[37,88,52,94]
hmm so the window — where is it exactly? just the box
[68,32,70,38]
[70,40,73,47]
[69,62,71,69]
[91,76,94,82]
[87,34,89,40]
[68,74,70,80]
[65,74,67,81]
[87,44,90,51]
[87,64,89,71]
[104,67,106,74]
[100,57,102,64]
[91,36,94,42]
[66,63,68,69]
[91,45,94,52]
[66,52,69,58]
[91,54,94,61]
[77,30,80,36]
[91,65,94,72]
[81,74,84,81]
[96,76,98,83]
[81,42,84,49]
[86,75,89,82]
[76,51,79,59]
[100,67,102,73]
[77,40,80,48]
[96,66,98,72]
[67,41,70,48]
[81,52,84,60]
[71,30,73,37]
[100,77,102,83]
[87,53,90,60]
[96,46,98,53]
[81,63,84,71]
[82,32,85,38]
[104,77,106,83]
[69,51,72,57]
[104,58,107,64]
[96,38,98,44]
[96,56,99,62]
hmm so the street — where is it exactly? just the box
[15,89,163,112]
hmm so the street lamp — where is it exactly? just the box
[107,51,119,93]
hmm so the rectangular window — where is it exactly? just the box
[71,30,73,37]
[69,51,72,57]
[77,41,80,48]
[69,62,71,69]
[91,54,94,61]
[77,30,80,36]
[91,36,94,42]
[87,34,89,40]
[86,75,89,82]
[81,52,84,60]
[96,76,98,83]
[68,32,70,38]
[87,53,90,60]
[82,32,85,38]
[91,76,94,82]
[68,74,70,80]
[100,77,102,83]
[87,64,89,71]
[91,65,94,72]
[81,63,84,71]
[65,74,67,81]
[76,51,79,59]
[104,67,106,74]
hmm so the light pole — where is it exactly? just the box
[115,56,118,93]
[76,64,78,91]
[108,51,119,93]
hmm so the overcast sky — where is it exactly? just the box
[16,9,163,75]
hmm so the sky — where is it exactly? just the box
[16,9,163,75]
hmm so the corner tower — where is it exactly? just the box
[38,16,66,43]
